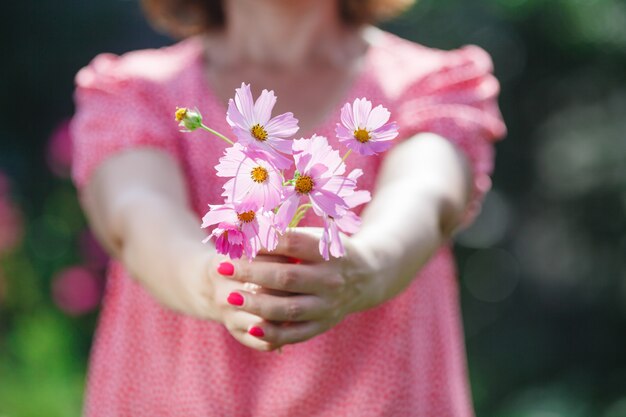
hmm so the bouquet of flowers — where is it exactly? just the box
[175,83,398,261]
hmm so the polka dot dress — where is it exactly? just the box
[71,29,506,417]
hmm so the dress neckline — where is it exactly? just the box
[191,27,383,140]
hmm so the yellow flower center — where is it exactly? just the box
[175,107,188,122]
[251,124,268,142]
[237,210,256,223]
[353,128,371,143]
[295,175,314,194]
[251,166,269,183]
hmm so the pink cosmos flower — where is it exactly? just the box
[335,98,399,156]
[209,222,245,260]
[202,202,278,260]
[275,135,355,234]
[226,83,299,168]
[216,144,284,211]
[320,217,344,260]
[319,169,371,259]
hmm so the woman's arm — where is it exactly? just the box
[82,149,215,317]
[220,132,472,349]
[81,148,277,351]
[349,131,471,310]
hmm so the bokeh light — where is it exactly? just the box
[47,119,73,178]
[463,248,520,303]
[51,266,103,316]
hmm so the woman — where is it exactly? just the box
[71,0,506,415]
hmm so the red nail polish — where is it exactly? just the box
[249,326,265,337]
[288,257,302,264]
[227,292,244,306]
[217,262,235,276]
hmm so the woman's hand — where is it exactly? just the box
[215,228,380,351]
[81,149,281,352]
[204,254,302,352]
[214,133,472,352]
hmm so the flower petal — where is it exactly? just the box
[243,220,261,260]
[201,205,236,228]
[226,98,248,130]
[334,211,361,234]
[229,244,244,259]
[340,102,356,131]
[353,98,372,128]
[309,189,346,218]
[323,175,357,198]
[328,219,345,258]
[371,121,399,142]
[274,191,299,231]
[234,83,256,125]
[319,221,331,261]
[265,112,299,138]
[364,140,394,154]
[267,137,295,153]
[335,123,353,142]
[254,89,277,126]
[257,213,278,252]
[365,105,391,131]
[345,189,371,208]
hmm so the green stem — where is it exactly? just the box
[200,124,234,145]
[294,204,312,218]
[289,203,313,227]
[332,149,352,174]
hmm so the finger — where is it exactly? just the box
[230,329,276,352]
[250,320,327,347]
[223,310,274,352]
[220,261,342,294]
[235,292,329,322]
[258,228,325,262]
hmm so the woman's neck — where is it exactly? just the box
[207,0,364,70]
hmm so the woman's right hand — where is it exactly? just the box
[199,255,280,352]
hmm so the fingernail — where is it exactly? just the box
[249,326,265,337]
[288,257,302,264]
[217,262,235,276]
[227,292,244,306]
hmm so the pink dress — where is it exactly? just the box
[71,30,506,417]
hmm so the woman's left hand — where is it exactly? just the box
[218,227,381,351]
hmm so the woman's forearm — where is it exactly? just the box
[350,133,471,311]
[82,149,219,320]
[352,186,444,310]
[113,192,218,318]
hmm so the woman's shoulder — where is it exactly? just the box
[75,37,203,92]
[368,29,497,100]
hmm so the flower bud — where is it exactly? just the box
[175,107,203,131]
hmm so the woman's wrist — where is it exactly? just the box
[113,191,224,321]
[344,236,403,313]
[172,241,222,321]
[348,211,444,313]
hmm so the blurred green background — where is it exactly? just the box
[1,0,625,416]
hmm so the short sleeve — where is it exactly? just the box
[70,52,182,190]
[396,45,507,226]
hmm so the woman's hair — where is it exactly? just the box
[141,0,415,38]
